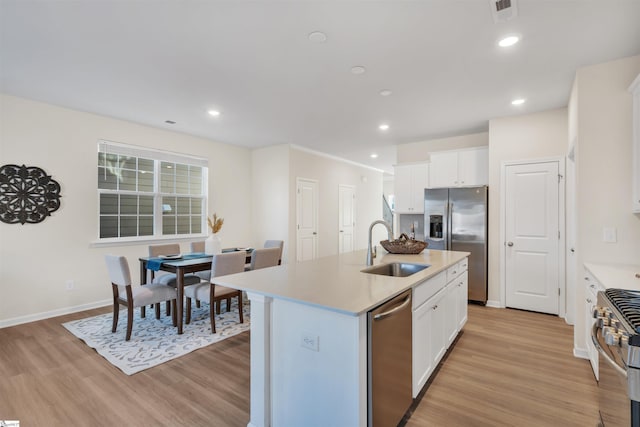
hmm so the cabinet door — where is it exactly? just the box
[631,75,640,212]
[411,163,429,214]
[412,300,434,397]
[429,152,458,188]
[458,148,488,186]
[584,272,599,379]
[444,281,458,348]
[429,289,447,366]
[394,165,413,213]
[456,273,468,331]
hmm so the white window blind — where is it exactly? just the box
[97,140,208,241]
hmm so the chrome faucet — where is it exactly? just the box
[367,220,393,266]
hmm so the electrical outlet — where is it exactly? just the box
[301,333,319,352]
[66,280,75,291]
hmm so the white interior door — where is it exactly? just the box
[338,185,356,253]
[505,161,560,315]
[566,144,577,324]
[297,178,318,262]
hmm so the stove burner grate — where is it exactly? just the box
[605,288,640,335]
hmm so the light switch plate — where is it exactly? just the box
[603,227,617,243]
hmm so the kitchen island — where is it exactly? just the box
[217,248,469,427]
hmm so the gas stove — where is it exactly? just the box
[593,288,640,426]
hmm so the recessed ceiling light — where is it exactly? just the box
[379,124,390,131]
[351,66,366,75]
[308,31,327,43]
[208,110,221,117]
[370,153,379,159]
[498,35,520,47]
[511,98,526,106]
[379,89,392,97]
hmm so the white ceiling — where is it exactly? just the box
[2,1,640,174]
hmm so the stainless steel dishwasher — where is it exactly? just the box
[368,289,413,427]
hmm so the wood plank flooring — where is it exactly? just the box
[0,304,597,426]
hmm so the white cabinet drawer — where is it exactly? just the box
[413,271,447,310]
[447,261,466,283]
[458,258,468,273]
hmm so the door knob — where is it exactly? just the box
[507,241,514,247]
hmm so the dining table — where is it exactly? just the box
[139,248,253,334]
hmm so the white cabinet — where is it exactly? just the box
[394,163,429,213]
[429,147,488,188]
[412,257,468,398]
[584,268,603,380]
[630,73,640,212]
[445,259,469,347]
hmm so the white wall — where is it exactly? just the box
[488,108,569,305]
[0,94,252,325]
[396,132,488,163]
[572,55,640,352]
[288,147,384,263]
[251,144,290,260]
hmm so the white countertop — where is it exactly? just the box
[217,248,469,316]
[584,262,640,291]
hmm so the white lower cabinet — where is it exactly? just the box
[412,258,469,397]
[584,268,603,379]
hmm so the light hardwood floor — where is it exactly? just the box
[0,304,597,426]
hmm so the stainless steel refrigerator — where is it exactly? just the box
[424,186,488,303]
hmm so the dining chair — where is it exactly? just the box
[249,246,282,271]
[190,241,211,281]
[105,255,177,341]
[148,243,202,316]
[264,239,284,265]
[184,251,246,333]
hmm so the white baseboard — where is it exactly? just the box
[0,299,111,329]
[485,300,503,308]
[573,347,589,360]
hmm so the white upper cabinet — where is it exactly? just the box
[630,73,640,212]
[394,163,429,214]
[429,147,488,188]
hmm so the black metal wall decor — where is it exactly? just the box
[0,164,62,224]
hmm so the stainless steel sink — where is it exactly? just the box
[361,262,429,277]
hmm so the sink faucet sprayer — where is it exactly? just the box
[367,220,393,266]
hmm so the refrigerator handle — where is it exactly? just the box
[446,201,452,250]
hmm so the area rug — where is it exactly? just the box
[62,300,250,375]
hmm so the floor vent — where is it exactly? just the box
[489,0,518,23]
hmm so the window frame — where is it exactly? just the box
[96,140,208,244]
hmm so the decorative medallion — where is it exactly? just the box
[0,164,62,224]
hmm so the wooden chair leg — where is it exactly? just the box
[155,303,161,319]
[237,293,244,324]
[112,299,119,333]
[141,305,146,318]
[126,303,133,341]
[186,297,192,324]
[196,299,201,308]
[166,300,171,316]
[216,301,221,314]
[226,297,231,312]
[210,285,217,334]
[171,300,177,327]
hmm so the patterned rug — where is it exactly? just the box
[62,300,250,375]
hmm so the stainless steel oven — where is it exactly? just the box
[591,288,640,426]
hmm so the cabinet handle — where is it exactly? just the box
[432,304,438,310]
[587,298,592,303]
[585,277,589,281]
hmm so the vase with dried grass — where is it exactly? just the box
[205,213,224,255]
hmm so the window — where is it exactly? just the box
[97,140,207,240]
